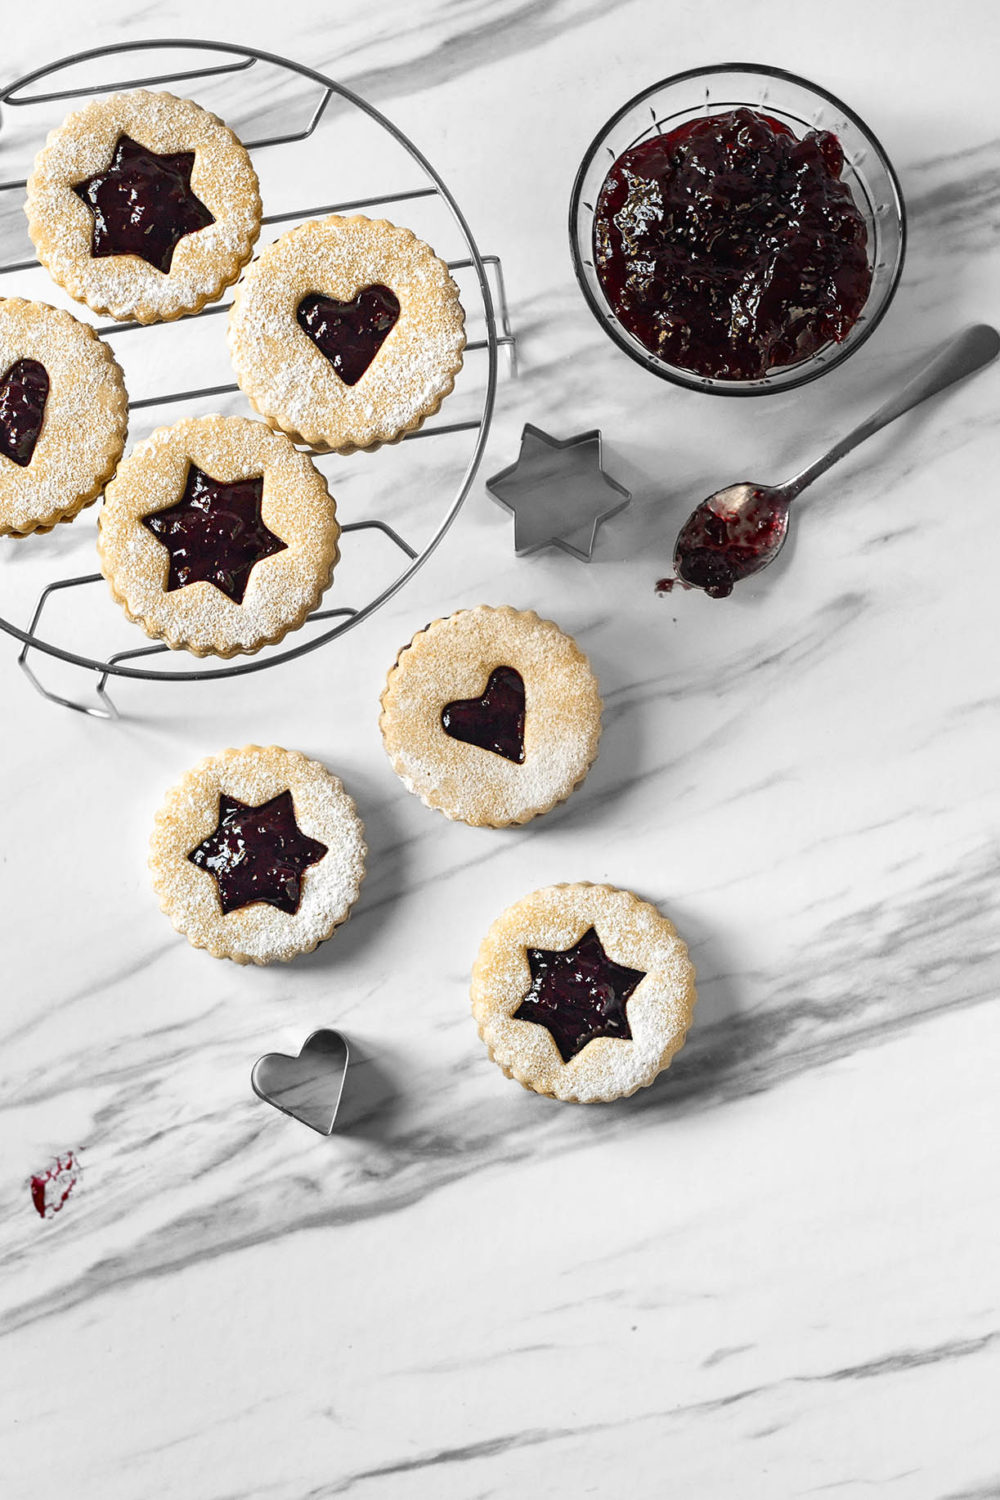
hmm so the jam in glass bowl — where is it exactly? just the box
[569,64,906,396]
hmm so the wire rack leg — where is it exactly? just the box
[17,575,116,718]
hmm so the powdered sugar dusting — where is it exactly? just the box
[228,215,465,452]
[380,607,602,826]
[0,297,127,535]
[98,414,338,657]
[472,883,697,1102]
[149,746,367,965]
[26,90,261,323]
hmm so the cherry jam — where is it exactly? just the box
[593,107,872,380]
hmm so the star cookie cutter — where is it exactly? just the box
[252,1029,349,1136]
[485,423,631,561]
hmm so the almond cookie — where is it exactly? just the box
[227,214,466,453]
[26,90,261,323]
[0,297,127,536]
[472,883,696,1102]
[150,745,367,965]
[98,414,339,657]
[379,606,602,827]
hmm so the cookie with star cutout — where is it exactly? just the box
[379,606,603,827]
[26,90,261,323]
[150,746,367,965]
[97,414,339,657]
[472,884,696,1102]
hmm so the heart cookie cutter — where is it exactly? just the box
[252,1029,349,1136]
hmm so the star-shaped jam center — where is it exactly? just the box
[142,464,286,605]
[513,926,646,1062]
[73,133,215,274]
[189,791,328,916]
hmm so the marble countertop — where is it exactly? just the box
[2,4,999,1497]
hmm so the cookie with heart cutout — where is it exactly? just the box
[379,606,602,827]
[150,745,367,965]
[472,883,697,1102]
[0,297,127,537]
[227,214,466,454]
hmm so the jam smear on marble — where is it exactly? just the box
[0,358,49,467]
[674,487,788,597]
[441,665,526,763]
[514,927,646,1063]
[296,285,401,386]
[189,790,328,916]
[142,464,286,605]
[593,107,872,380]
[73,134,215,274]
[30,1151,80,1219]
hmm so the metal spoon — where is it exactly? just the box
[673,323,1000,597]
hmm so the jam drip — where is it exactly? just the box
[593,107,872,380]
[514,927,646,1063]
[296,286,401,386]
[189,790,328,915]
[441,666,526,763]
[142,464,286,604]
[0,359,49,467]
[73,134,215,274]
[675,488,787,597]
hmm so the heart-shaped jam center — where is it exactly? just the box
[0,359,49,467]
[296,285,400,386]
[441,665,526,763]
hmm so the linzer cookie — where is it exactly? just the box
[379,606,602,827]
[227,214,466,453]
[150,745,367,965]
[98,414,339,657]
[26,90,261,323]
[472,883,696,1102]
[0,297,127,536]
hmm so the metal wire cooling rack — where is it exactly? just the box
[0,39,514,717]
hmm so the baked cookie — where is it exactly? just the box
[0,297,127,536]
[227,214,465,453]
[98,414,339,657]
[150,745,367,965]
[26,89,261,323]
[379,606,602,827]
[472,883,696,1102]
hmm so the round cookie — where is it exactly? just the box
[26,89,261,323]
[472,883,696,1103]
[227,214,466,453]
[379,606,602,827]
[98,414,339,658]
[150,745,367,965]
[0,297,127,536]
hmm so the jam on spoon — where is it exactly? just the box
[672,324,1000,597]
[593,106,872,380]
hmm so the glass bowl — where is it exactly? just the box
[568,63,906,396]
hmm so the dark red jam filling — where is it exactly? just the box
[674,488,787,597]
[0,359,49,467]
[73,134,215,274]
[441,665,526,763]
[142,464,286,605]
[514,926,646,1063]
[593,107,872,380]
[296,286,401,386]
[189,790,328,915]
